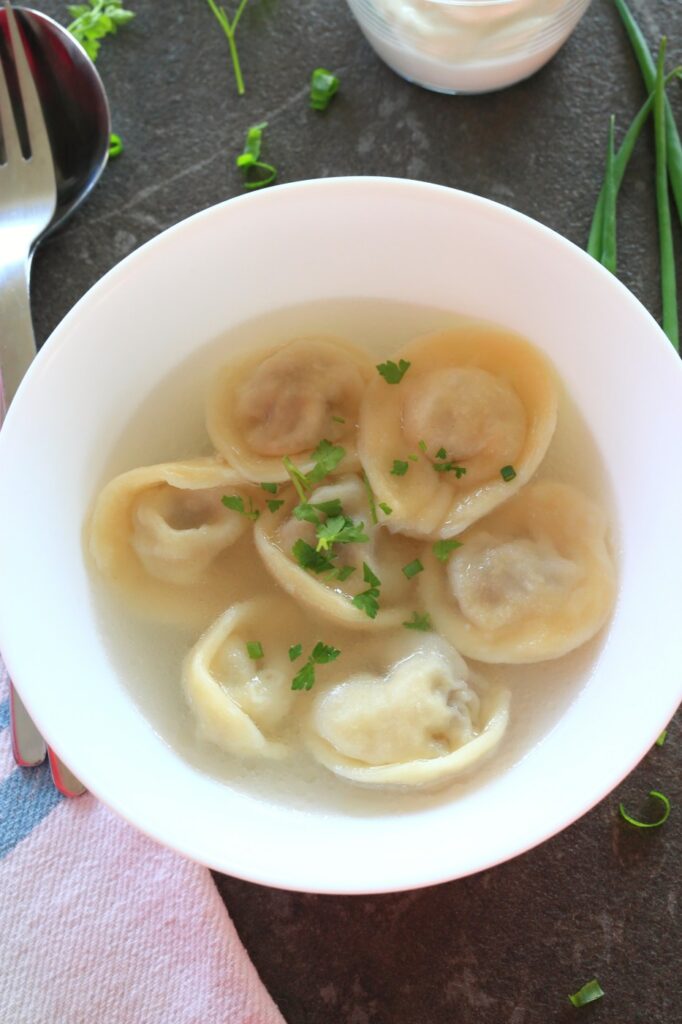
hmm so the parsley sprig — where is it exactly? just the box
[351,562,382,619]
[376,359,411,384]
[67,0,135,61]
[283,439,346,500]
[205,0,251,96]
[291,641,341,691]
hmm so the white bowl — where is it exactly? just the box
[0,178,680,894]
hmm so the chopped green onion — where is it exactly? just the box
[376,359,411,384]
[403,611,432,631]
[246,640,263,660]
[390,460,409,476]
[310,67,340,111]
[222,494,260,520]
[656,729,668,746]
[266,499,285,513]
[433,460,466,477]
[379,502,392,516]
[600,114,618,274]
[500,465,517,482]
[288,643,302,662]
[362,471,379,526]
[654,39,679,350]
[402,559,424,579]
[236,122,277,191]
[204,0,251,97]
[433,538,463,563]
[619,789,671,828]
[332,415,346,424]
[568,979,604,1007]
[260,482,278,494]
[108,133,123,158]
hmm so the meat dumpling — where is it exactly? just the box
[420,481,616,663]
[183,598,296,759]
[254,473,424,630]
[206,336,373,482]
[89,456,257,625]
[359,324,558,537]
[306,635,509,788]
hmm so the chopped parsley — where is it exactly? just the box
[500,464,517,482]
[283,456,311,502]
[379,502,393,517]
[568,979,604,1007]
[307,439,346,483]
[266,499,285,513]
[433,461,466,477]
[67,0,135,61]
[333,565,356,582]
[288,643,303,662]
[222,494,260,521]
[351,562,382,619]
[331,414,346,424]
[293,499,343,524]
[408,454,418,462]
[246,640,263,660]
[376,359,411,384]
[292,539,336,575]
[310,67,340,111]
[418,439,427,453]
[316,515,368,552]
[260,482,278,494]
[433,538,463,563]
[402,559,424,579]
[403,612,432,631]
[656,729,668,746]
[291,641,341,691]
[435,447,447,459]
[391,460,409,476]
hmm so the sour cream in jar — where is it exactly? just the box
[346,0,592,94]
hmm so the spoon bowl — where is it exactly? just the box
[0,5,110,240]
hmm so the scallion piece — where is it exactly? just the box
[362,471,379,526]
[619,789,671,828]
[379,502,392,516]
[433,538,463,563]
[402,559,424,579]
[310,67,340,111]
[108,133,123,158]
[236,122,277,191]
[500,465,516,482]
[246,640,263,660]
[568,979,604,1007]
[600,115,617,274]
[390,460,409,476]
[653,39,679,350]
[656,729,668,747]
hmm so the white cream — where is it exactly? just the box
[347,0,591,93]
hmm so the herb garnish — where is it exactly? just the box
[391,460,409,476]
[656,729,668,746]
[315,515,368,552]
[331,415,346,424]
[292,539,336,575]
[310,67,340,111]
[351,562,381,619]
[402,559,424,579]
[362,472,379,525]
[379,502,392,517]
[222,494,260,521]
[619,789,671,828]
[403,612,432,631]
[500,465,517,482]
[204,0,251,96]
[291,642,341,691]
[418,440,427,453]
[293,499,344,524]
[568,979,604,1007]
[307,439,346,483]
[433,460,466,477]
[260,482,278,494]
[67,0,135,61]
[376,359,411,384]
[435,447,447,459]
[108,133,123,158]
[288,643,302,662]
[266,499,285,513]
[433,538,463,563]
[246,640,263,660]
[236,122,277,191]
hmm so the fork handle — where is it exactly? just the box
[0,251,36,413]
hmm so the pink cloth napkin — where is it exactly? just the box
[0,666,286,1024]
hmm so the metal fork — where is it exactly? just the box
[0,1,84,797]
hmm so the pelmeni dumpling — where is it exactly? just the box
[306,635,509,788]
[206,336,373,482]
[89,456,258,625]
[421,481,616,663]
[254,473,424,629]
[359,324,558,537]
[183,598,296,759]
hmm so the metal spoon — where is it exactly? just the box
[2,5,111,240]
[1,4,110,795]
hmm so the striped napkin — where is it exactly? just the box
[0,665,286,1024]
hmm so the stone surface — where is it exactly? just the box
[28,1,681,1022]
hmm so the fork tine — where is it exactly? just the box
[0,14,22,164]
[4,1,51,166]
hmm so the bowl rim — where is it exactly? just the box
[1,175,681,894]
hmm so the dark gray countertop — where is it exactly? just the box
[30,1,681,1022]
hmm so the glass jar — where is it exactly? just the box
[346,0,592,94]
